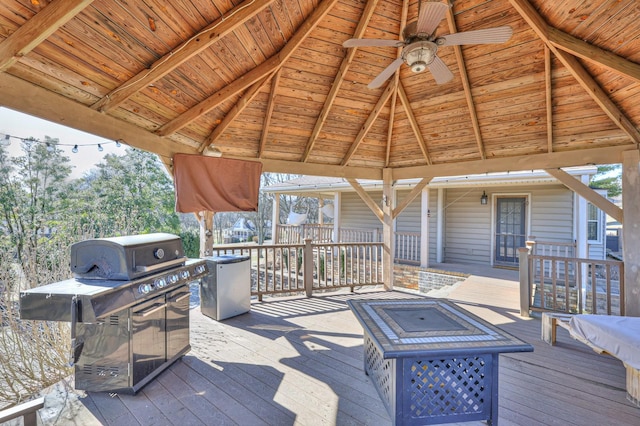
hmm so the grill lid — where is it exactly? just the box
[70,233,186,280]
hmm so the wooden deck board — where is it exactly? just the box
[49,272,640,426]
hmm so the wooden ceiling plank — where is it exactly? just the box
[346,178,384,222]
[156,0,340,137]
[302,0,381,163]
[397,82,431,165]
[198,72,274,153]
[0,0,94,72]
[508,0,640,145]
[445,5,485,160]
[341,83,394,166]
[91,0,275,113]
[553,48,640,145]
[0,72,196,161]
[545,168,623,223]
[258,69,282,158]
[545,45,553,153]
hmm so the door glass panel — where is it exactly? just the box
[495,198,526,265]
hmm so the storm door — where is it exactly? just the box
[495,197,526,265]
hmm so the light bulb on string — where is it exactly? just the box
[115,140,121,147]
[46,142,55,152]
[97,144,104,152]
[0,134,10,147]
[72,145,78,153]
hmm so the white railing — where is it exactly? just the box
[0,397,44,426]
[395,232,420,265]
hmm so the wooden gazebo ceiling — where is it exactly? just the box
[1,0,639,180]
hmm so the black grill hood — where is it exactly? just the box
[71,233,185,281]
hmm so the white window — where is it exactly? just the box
[587,203,602,243]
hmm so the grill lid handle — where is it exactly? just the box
[135,256,187,273]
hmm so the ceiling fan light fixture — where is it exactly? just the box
[402,41,437,73]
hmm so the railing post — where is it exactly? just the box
[303,238,314,297]
[518,246,532,317]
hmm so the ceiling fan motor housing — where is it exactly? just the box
[402,41,437,73]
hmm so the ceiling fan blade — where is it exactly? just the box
[438,26,513,46]
[343,38,404,48]
[427,56,454,85]
[416,2,450,35]
[368,58,404,89]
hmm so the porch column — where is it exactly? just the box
[383,168,395,291]
[199,211,214,257]
[271,193,280,244]
[318,198,324,225]
[436,188,444,263]
[333,192,341,243]
[622,150,640,316]
[575,175,589,259]
[420,186,429,267]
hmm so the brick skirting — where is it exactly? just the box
[394,264,468,293]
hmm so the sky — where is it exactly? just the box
[0,107,124,178]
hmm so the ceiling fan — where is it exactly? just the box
[343,1,513,89]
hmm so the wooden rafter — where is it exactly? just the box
[445,5,485,160]
[341,83,394,166]
[548,27,640,84]
[385,0,409,167]
[301,0,381,163]
[0,0,94,72]
[156,0,340,137]
[91,0,275,113]
[508,0,640,145]
[545,45,553,153]
[258,70,281,158]
[397,82,431,165]
[198,73,273,153]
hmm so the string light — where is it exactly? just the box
[0,133,124,153]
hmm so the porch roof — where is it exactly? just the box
[263,166,599,195]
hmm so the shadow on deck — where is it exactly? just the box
[31,270,640,425]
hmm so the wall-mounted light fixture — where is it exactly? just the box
[481,191,488,205]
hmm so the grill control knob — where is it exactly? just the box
[138,283,151,294]
[195,265,206,275]
[168,274,179,284]
[181,270,190,279]
[154,277,166,288]
[154,248,165,259]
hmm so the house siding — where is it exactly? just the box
[529,185,574,242]
[340,191,382,235]
[444,188,492,265]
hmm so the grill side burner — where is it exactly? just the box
[19,233,207,394]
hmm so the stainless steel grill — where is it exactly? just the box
[19,233,207,394]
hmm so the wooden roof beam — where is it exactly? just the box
[341,83,394,166]
[258,70,282,158]
[508,0,640,145]
[91,0,275,113]
[397,82,431,165]
[445,4,485,160]
[0,0,94,72]
[156,0,340,137]
[545,45,553,153]
[198,73,273,153]
[385,0,410,167]
[302,0,381,163]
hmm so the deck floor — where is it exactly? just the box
[41,271,640,425]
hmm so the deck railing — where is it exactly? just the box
[210,240,384,300]
[395,232,420,265]
[518,247,624,316]
[0,397,44,426]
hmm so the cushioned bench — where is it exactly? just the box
[541,312,640,407]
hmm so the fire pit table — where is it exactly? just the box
[347,299,533,426]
